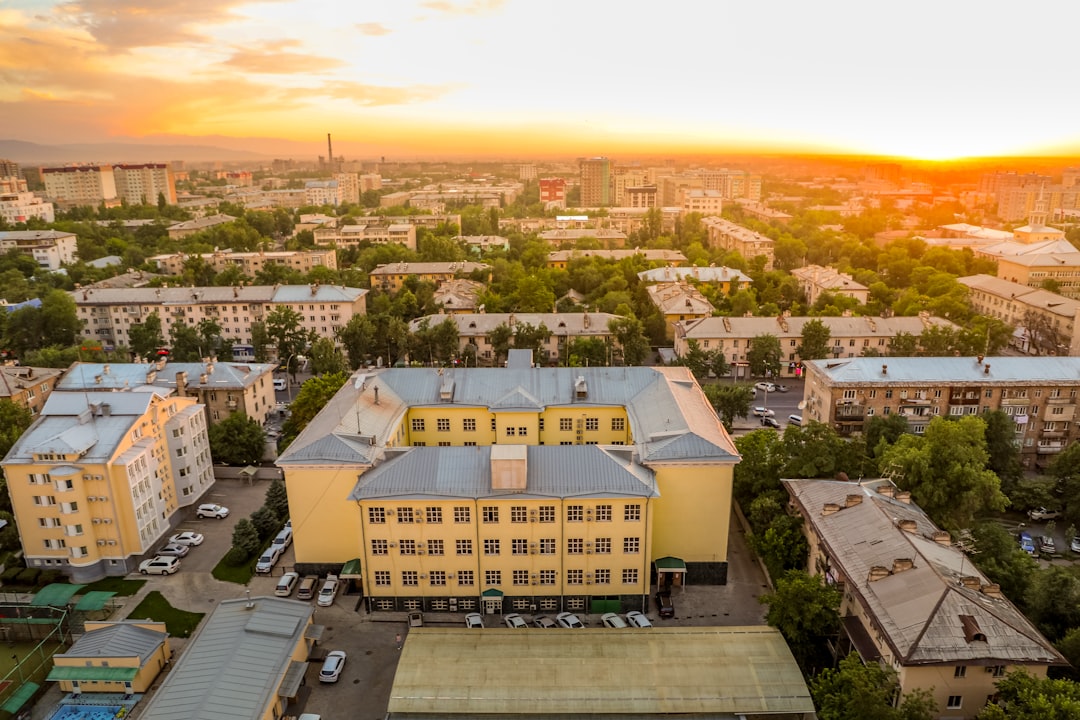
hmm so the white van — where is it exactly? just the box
[273,378,287,391]
[788,414,803,426]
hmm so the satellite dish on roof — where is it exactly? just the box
[798,401,807,410]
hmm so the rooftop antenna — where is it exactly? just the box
[245,589,253,609]
[327,133,334,174]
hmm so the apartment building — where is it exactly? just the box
[57,360,278,425]
[359,173,383,192]
[975,239,1080,299]
[996,184,1080,222]
[786,478,1064,718]
[334,172,360,204]
[0,180,55,224]
[276,365,740,613]
[148,248,337,277]
[305,180,341,206]
[313,222,417,250]
[0,390,214,581]
[791,265,870,305]
[539,177,567,207]
[696,169,762,202]
[369,261,489,293]
[113,164,177,205]
[604,206,680,235]
[701,216,775,271]
[802,356,1080,467]
[166,214,238,241]
[73,283,368,352]
[737,202,793,225]
[546,248,686,271]
[0,230,77,270]
[623,186,658,208]
[579,157,611,206]
[433,279,485,314]
[410,311,620,365]
[456,235,509,254]
[42,165,117,207]
[959,274,1080,355]
[379,213,462,231]
[646,283,716,340]
[537,228,627,247]
[680,189,723,216]
[610,168,650,206]
[637,265,751,294]
[675,315,956,377]
[0,366,63,415]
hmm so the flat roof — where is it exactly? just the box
[389,626,814,717]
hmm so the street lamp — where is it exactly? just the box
[284,353,297,402]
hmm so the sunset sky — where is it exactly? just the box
[1,0,1078,161]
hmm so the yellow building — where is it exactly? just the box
[701,216,775,271]
[277,365,739,616]
[148,248,337,277]
[48,620,171,695]
[785,479,1065,719]
[1,390,215,582]
[645,283,716,340]
[546,248,686,271]
[369,261,489,293]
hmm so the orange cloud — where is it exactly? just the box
[221,43,347,74]
[356,22,392,36]
[420,0,504,16]
[300,80,452,106]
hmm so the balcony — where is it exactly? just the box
[1036,443,1064,454]
[836,406,866,420]
[898,407,931,417]
[225,400,238,410]
[1001,397,1030,406]
[949,395,981,405]
[1046,396,1073,405]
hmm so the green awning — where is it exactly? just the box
[47,665,139,682]
[1,682,40,713]
[481,588,504,597]
[340,558,362,577]
[29,583,86,607]
[654,556,687,571]
[73,591,118,611]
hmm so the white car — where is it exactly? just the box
[319,650,346,683]
[139,556,180,575]
[275,571,300,597]
[600,612,627,629]
[255,546,282,574]
[169,531,204,546]
[626,611,653,628]
[555,612,584,629]
[504,613,528,629]
[754,382,776,392]
[271,526,293,551]
[1027,507,1061,521]
[196,503,229,519]
[156,542,190,558]
[316,575,339,607]
[752,406,775,417]
[464,612,484,629]
[534,616,557,628]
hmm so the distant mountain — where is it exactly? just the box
[0,139,272,165]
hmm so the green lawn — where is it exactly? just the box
[82,577,147,596]
[212,554,257,585]
[127,591,205,638]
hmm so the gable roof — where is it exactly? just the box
[57,622,167,663]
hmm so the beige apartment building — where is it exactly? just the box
[433,279,485,314]
[675,315,956,377]
[113,164,177,205]
[0,230,78,270]
[646,283,716,340]
[701,216,775,270]
[0,180,55,224]
[73,284,367,354]
[0,365,64,415]
[369,261,489,293]
[546,248,686,271]
[959,274,1080,355]
[148,248,337,277]
[791,265,870,305]
[42,165,118,207]
[537,228,628,248]
[993,252,1080,299]
[313,222,417,250]
[637,265,751,294]
[0,390,215,581]
[802,356,1080,467]
[786,478,1065,719]
[166,214,238,240]
[679,189,723,216]
[579,157,611,206]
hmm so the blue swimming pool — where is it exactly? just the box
[50,705,122,720]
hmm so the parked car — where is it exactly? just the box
[555,612,584,629]
[316,575,340,607]
[196,503,229,519]
[1019,531,1036,555]
[168,531,204,546]
[504,613,528,629]
[774,384,790,393]
[760,417,781,429]
[156,542,190,558]
[275,571,299,597]
[139,556,180,575]
[255,546,282,574]
[752,406,775,417]
[533,616,557,629]
[271,526,293,551]
[296,575,319,600]
[600,612,627,629]
[787,414,803,426]
[1028,507,1061,521]
[754,382,776,392]
[273,378,288,391]
[655,590,675,618]
[1038,536,1056,555]
[626,610,653,628]
[464,612,484,629]
[1071,536,1080,554]
[319,650,346,683]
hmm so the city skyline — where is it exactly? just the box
[2,0,1080,161]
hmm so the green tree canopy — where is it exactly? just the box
[207,412,265,466]
[975,670,1080,719]
[128,312,165,359]
[796,318,831,360]
[265,477,290,521]
[747,333,782,378]
[703,384,754,431]
[812,653,937,720]
[760,570,841,673]
[308,336,348,375]
[281,372,348,446]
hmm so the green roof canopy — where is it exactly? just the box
[654,556,687,571]
[73,591,117,611]
[340,558,362,577]
[481,588,504,597]
[29,583,85,607]
[47,665,139,681]
[1,682,40,713]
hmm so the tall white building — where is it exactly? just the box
[0,180,55,224]
[334,173,360,204]
[114,164,177,205]
[43,165,117,207]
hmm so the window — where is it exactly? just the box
[463,418,476,432]
[567,505,583,522]
[954,666,967,678]
[594,569,610,584]
[517,426,527,436]
[990,666,1006,678]
[623,537,640,554]
[402,571,418,586]
[427,539,444,556]
[371,539,388,555]
[505,426,516,437]
[374,571,391,586]
[622,568,639,584]
[559,418,572,431]
[513,570,529,586]
[456,539,473,555]
[843,389,856,399]
[429,570,447,586]
[436,418,450,432]
[397,507,414,523]
[458,570,474,586]
[567,569,583,585]
[491,417,497,430]
[411,418,425,432]
[512,539,528,555]
[885,390,893,399]
[538,505,556,523]
[426,507,442,523]
[511,506,527,523]
[483,539,500,555]
[484,570,501,586]
[585,417,599,431]
[539,538,555,555]
[946,696,962,710]
[595,538,611,554]
[611,417,625,431]
[624,504,641,521]
[454,506,471,523]
[595,504,612,521]
[482,506,498,523]
[400,539,416,555]
[567,538,583,554]
[1052,406,1065,415]
[540,570,556,585]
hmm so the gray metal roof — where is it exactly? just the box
[411,312,619,337]
[785,479,1065,667]
[0,230,76,241]
[807,356,1080,384]
[637,265,752,284]
[959,274,1080,318]
[57,622,167,663]
[58,362,276,392]
[680,314,954,340]
[71,284,365,306]
[349,445,658,501]
[139,597,314,720]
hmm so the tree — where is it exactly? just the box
[207,412,266,466]
[39,290,80,347]
[337,314,377,369]
[309,336,347,375]
[250,321,271,363]
[747,333,782,378]
[265,306,312,377]
[889,331,919,356]
[748,512,808,581]
[281,372,348,446]
[703,384,754,430]
[513,322,552,363]
[250,506,280,541]
[1047,442,1080,529]
[981,410,1022,490]
[879,416,1007,530]
[796,318,831,360]
[863,414,909,459]
[976,670,1080,719]
[733,429,787,509]
[128,312,165,359]
[169,321,204,362]
[487,323,513,366]
[230,518,261,558]
[760,570,841,673]
[812,653,937,720]
[1022,309,1064,355]
[1025,567,1080,641]
[566,337,608,367]
[265,477,290,521]
[782,422,860,479]
[608,315,650,366]
[967,520,1038,603]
